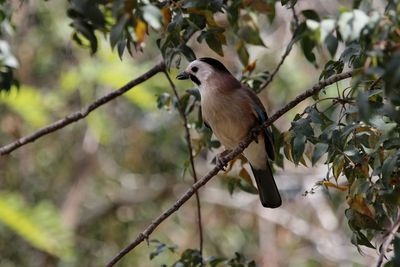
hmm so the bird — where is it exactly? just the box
[176,57,281,208]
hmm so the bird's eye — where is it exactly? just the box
[191,66,198,73]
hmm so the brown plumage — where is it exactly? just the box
[177,58,281,208]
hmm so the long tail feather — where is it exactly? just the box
[250,163,282,208]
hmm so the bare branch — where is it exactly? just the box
[105,69,356,267]
[258,5,299,92]
[163,71,204,254]
[0,62,166,156]
[291,4,300,29]
[376,208,400,267]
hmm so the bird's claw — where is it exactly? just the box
[213,150,232,171]
[250,127,260,143]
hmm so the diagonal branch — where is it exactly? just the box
[258,5,299,92]
[376,208,400,267]
[163,71,204,255]
[0,61,166,156]
[105,69,356,267]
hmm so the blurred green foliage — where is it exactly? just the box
[1,0,400,267]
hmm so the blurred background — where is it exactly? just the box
[0,1,384,266]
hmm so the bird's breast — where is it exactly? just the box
[201,89,254,149]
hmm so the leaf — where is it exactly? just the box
[236,40,249,66]
[348,194,376,218]
[302,9,320,21]
[71,20,98,54]
[356,91,371,122]
[382,154,398,183]
[292,134,306,165]
[325,33,338,57]
[346,208,380,232]
[312,143,329,165]
[109,15,129,49]
[238,168,257,193]
[198,30,225,56]
[351,230,375,249]
[333,155,345,179]
[117,38,126,60]
[180,45,196,62]
[143,4,162,29]
[135,19,148,44]
[291,118,314,137]
[162,7,171,25]
[237,14,265,46]
[149,240,177,260]
[319,181,348,191]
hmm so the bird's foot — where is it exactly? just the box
[250,127,261,143]
[213,150,232,171]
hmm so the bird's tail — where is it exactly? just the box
[250,163,282,208]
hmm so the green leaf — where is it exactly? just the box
[325,33,338,57]
[110,15,129,49]
[291,118,314,137]
[149,240,177,260]
[198,29,225,56]
[293,134,306,164]
[117,38,126,60]
[237,14,265,46]
[206,34,224,56]
[384,54,400,105]
[356,91,371,122]
[302,9,320,21]
[312,143,329,165]
[180,45,196,62]
[382,154,398,183]
[351,230,375,249]
[238,26,265,46]
[301,35,317,65]
[71,20,98,54]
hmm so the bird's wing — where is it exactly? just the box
[243,87,275,161]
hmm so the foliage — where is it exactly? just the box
[0,191,74,259]
[1,0,400,267]
[279,1,400,254]
[150,240,256,267]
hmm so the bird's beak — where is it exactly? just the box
[176,71,190,80]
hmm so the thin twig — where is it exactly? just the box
[259,36,295,91]
[259,37,295,91]
[0,62,166,156]
[163,71,203,255]
[105,69,356,267]
[258,3,299,92]
[376,209,400,267]
[291,4,300,29]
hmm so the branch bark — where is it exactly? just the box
[0,61,166,156]
[105,70,356,267]
[376,208,400,267]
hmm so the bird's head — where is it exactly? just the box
[176,57,231,87]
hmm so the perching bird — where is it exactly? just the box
[177,57,281,208]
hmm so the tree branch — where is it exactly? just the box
[105,69,356,267]
[163,71,204,255]
[376,208,400,267]
[0,62,166,156]
[258,5,299,92]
